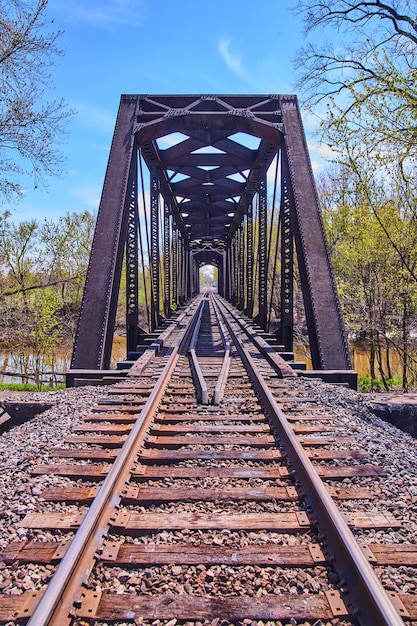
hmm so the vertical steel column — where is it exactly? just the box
[183,240,189,300]
[232,234,237,305]
[222,250,227,297]
[71,95,137,370]
[182,236,187,302]
[194,257,200,294]
[225,243,231,301]
[245,202,254,317]
[234,231,239,306]
[279,151,294,351]
[172,227,178,308]
[183,242,187,302]
[176,232,182,305]
[238,223,245,309]
[218,254,225,296]
[280,95,351,369]
[242,215,247,309]
[258,171,268,329]
[231,235,237,306]
[179,234,185,305]
[150,170,160,331]
[126,150,140,355]
[227,239,233,303]
[189,251,194,296]
[180,237,187,304]
[195,257,199,295]
[163,200,171,319]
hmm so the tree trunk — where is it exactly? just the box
[402,295,409,393]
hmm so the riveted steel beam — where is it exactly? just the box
[279,151,294,352]
[163,200,171,319]
[126,152,140,354]
[71,96,137,370]
[150,170,160,331]
[279,95,351,369]
[257,171,268,330]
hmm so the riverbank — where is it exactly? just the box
[0,335,415,392]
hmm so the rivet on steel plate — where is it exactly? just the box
[17,592,42,619]
[359,543,377,564]
[388,592,410,618]
[77,590,102,619]
[324,589,350,618]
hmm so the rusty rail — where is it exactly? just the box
[188,298,208,404]
[188,293,232,406]
[22,293,407,625]
[210,293,231,405]
[214,294,405,626]
[27,299,202,626]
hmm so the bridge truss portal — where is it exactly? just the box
[70,94,352,373]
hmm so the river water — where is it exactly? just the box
[0,338,405,385]
[0,337,126,385]
[295,341,405,381]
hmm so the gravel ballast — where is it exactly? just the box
[0,379,417,626]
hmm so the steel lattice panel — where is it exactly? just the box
[70,94,352,374]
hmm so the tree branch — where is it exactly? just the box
[0,273,86,298]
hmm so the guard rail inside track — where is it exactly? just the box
[0,292,416,625]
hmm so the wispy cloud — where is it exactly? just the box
[307,140,338,173]
[310,159,325,173]
[308,140,338,161]
[218,38,248,80]
[73,102,116,134]
[73,185,101,208]
[54,0,146,28]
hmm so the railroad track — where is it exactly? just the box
[0,293,417,625]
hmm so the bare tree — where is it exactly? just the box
[0,0,74,200]
[294,1,417,154]
[296,1,417,46]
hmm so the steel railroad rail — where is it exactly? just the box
[0,293,416,625]
[26,295,206,626]
[188,292,232,405]
[213,294,407,626]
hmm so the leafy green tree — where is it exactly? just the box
[319,161,417,389]
[40,210,96,299]
[0,211,40,303]
[0,0,74,200]
[0,209,96,300]
[0,209,96,383]
[26,287,61,388]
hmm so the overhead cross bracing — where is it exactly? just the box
[138,96,279,245]
[70,94,353,379]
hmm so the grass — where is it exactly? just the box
[0,377,410,395]
[0,382,66,392]
[359,375,406,393]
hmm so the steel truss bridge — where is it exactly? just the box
[69,94,354,385]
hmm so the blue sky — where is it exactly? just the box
[9,0,330,222]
